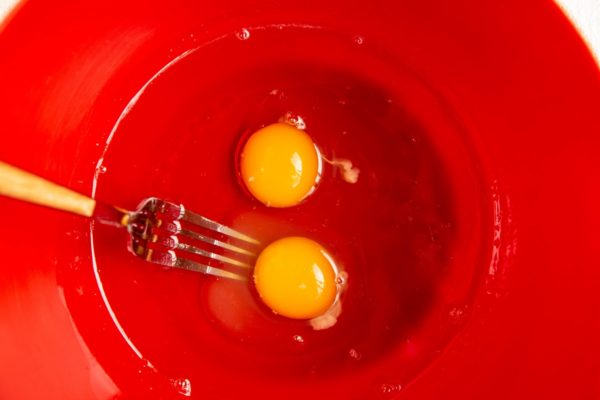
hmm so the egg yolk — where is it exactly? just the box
[253,236,337,319]
[240,123,320,207]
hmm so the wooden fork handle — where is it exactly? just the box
[0,161,96,217]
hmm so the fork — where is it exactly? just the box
[0,161,259,281]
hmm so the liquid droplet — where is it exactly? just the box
[380,383,402,394]
[170,378,192,397]
[280,112,306,130]
[449,306,466,323]
[292,334,305,344]
[348,348,362,360]
[354,35,365,45]
[236,28,250,40]
[98,165,107,174]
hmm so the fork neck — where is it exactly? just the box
[92,201,130,228]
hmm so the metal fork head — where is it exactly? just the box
[125,197,259,281]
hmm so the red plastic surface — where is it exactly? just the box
[0,0,599,399]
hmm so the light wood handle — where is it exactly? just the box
[0,161,96,217]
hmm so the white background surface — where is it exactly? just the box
[0,0,599,65]
[555,0,600,64]
[0,0,17,24]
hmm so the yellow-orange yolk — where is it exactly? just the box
[240,123,321,208]
[253,237,337,320]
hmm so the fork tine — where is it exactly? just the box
[182,208,260,245]
[179,228,256,257]
[177,242,252,269]
[174,258,248,281]
[140,246,248,281]
[129,198,257,281]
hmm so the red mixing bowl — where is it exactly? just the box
[1,0,599,399]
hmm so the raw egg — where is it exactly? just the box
[253,236,338,320]
[240,122,321,207]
